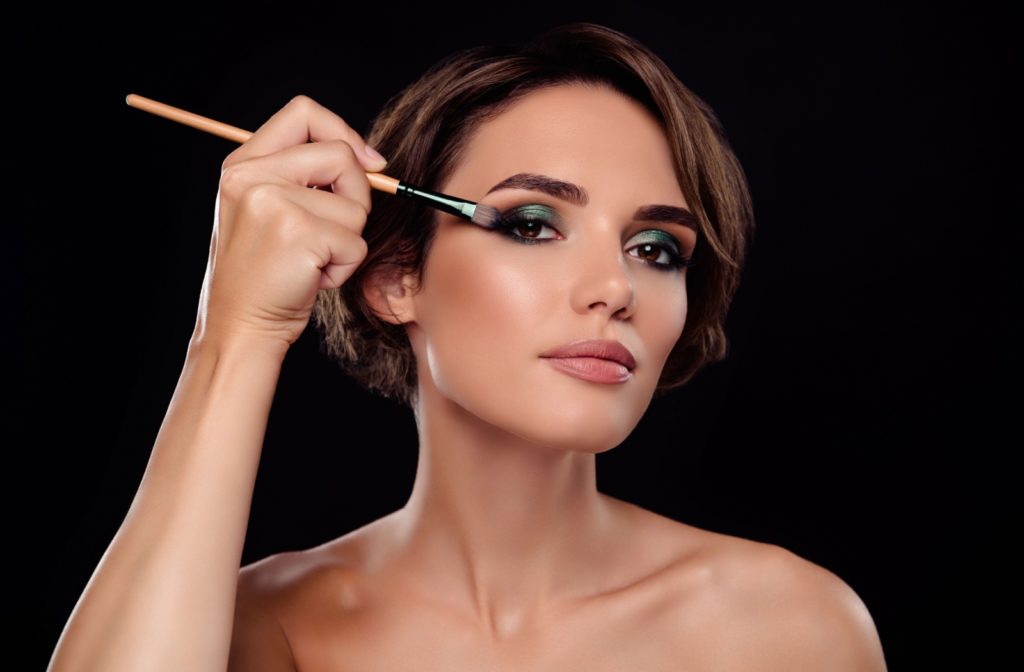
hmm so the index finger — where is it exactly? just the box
[227,95,387,171]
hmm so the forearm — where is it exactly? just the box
[48,333,288,672]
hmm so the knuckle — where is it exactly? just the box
[220,152,237,173]
[339,196,369,225]
[349,236,369,264]
[332,140,361,166]
[289,94,316,112]
[221,145,247,173]
[340,226,369,259]
[353,232,369,256]
[335,138,359,157]
[218,164,249,198]
[239,182,285,213]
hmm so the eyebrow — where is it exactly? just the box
[484,172,700,232]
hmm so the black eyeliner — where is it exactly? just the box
[492,202,690,271]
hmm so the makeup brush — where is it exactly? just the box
[124,93,502,229]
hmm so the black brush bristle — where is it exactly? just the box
[471,203,503,229]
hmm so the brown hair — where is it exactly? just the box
[313,22,755,410]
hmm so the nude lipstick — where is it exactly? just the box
[539,339,636,384]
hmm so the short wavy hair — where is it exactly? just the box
[313,22,755,410]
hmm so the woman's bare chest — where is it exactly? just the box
[287,611,688,672]
[270,506,747,671]
[280,570,729,672]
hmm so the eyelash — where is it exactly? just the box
[491,208,693,272]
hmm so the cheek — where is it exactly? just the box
[637,278,688,373]
[416,233,550,405]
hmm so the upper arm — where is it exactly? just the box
[729,545,889,671]
[227,557,299,672]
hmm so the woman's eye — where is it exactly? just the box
[492,205,561,244]
[627,230,692,272]
[626,241,691,272]
[492,204,692,272]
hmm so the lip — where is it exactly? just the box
[541,357,632,384]
[539,339,637,372]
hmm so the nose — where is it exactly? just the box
[569,230,636,320]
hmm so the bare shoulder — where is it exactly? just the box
[229,552,314,672]
[733,541,885,669]
[657,520,889,672]
[235,548,347,632]
[237,535,368,618]
[238,550,322,605]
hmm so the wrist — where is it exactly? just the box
[187,324,291,365]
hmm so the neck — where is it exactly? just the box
[384,378,620,639]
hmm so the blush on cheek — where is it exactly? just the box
[649,294,687,372]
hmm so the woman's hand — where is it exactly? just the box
[193,94,388,352]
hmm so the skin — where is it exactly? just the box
[231,84,888,671]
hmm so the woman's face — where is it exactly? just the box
[397,83,696,453]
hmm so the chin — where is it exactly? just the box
[433,361,655,453]
[495,401,645,454]
[513,427,629,455]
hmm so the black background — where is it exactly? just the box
[10,1,1015,669]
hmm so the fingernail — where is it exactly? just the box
[364,144,387,167]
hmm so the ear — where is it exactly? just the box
[361,265,419,326]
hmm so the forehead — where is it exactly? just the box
[445,83,686,206]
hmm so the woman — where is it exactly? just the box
[49,23,887,671]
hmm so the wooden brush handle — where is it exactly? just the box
[125,93,398,193]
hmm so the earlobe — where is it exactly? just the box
[362,267,417,326]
